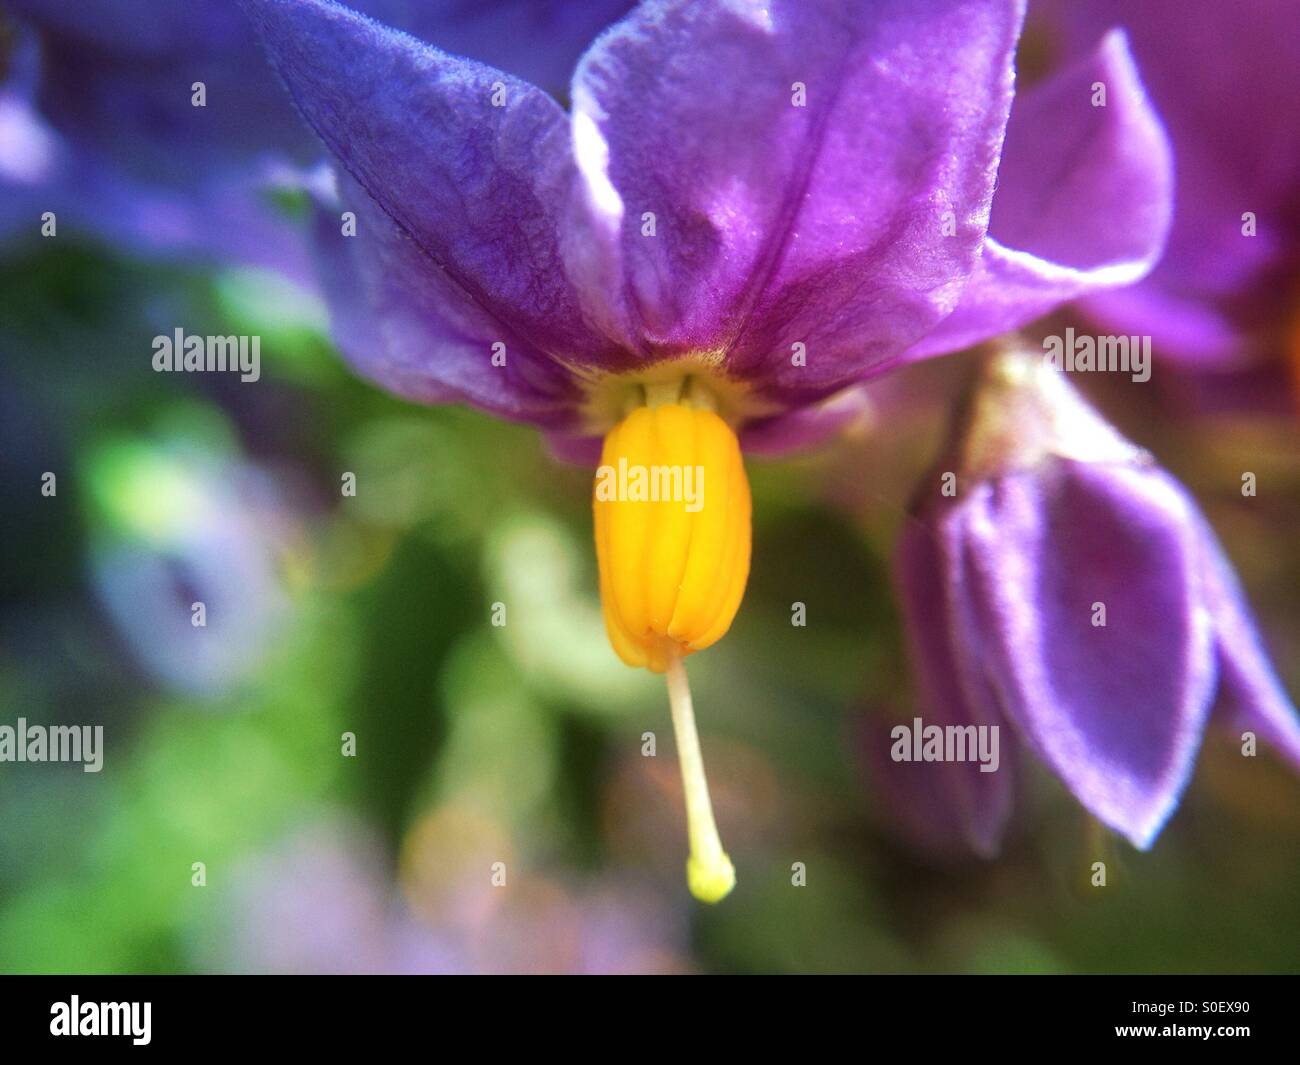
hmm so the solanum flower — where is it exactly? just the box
[895,344,1300,850]
[1039,0,1300,402]
[243,0,1171,899]
[0,0,629,271]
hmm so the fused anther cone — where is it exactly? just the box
[593,402,752,672]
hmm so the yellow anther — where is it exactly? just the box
[592,392,752,673]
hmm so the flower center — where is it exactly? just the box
[592,376,752,673]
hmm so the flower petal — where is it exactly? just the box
[860,706,1016,862]
[905,29,1172,361]
[241,0,624,367]
[568,0,1024,398]
[1195,517,1300,768]
[737,389,874,457]
[382,0,634,97]
[1046,0,1300,297]
[1073,284,1245,367]
[958,460,1215,847]
[888,512,1019,858]
[1044,1,1300,365]
[311,172,583,428]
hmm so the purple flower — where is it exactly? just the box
[0,0,631,271]
[1039,0,1300,380]
[895,345,1300,849]
[248,0,1171,447]
[242,0,1171,899]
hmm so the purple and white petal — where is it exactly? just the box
[568,0,1025,400]
[957,460,1217,847]
[905,30,1172,361]
[1194,518,1300,767]
[312,172,584,428]
[889,512,1019,857]
[242,0,626,368]
[1041,0,1300,364]
[738,389,874,457]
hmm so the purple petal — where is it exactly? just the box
[738,389,874,457]
[311,172,583,428]
[1042,0,1300,364]
[1075,284,1244,367]
[377,0,635,97]
[1195,517,1300,767]
[1047,0,1300,295]
[957,460,1216,847]
[860,706,1015,862]
[542,429,603,467]
[242,0,625,368]
[886,513,1019,858]
[905,30,1172,361]
[568,0,1024,398]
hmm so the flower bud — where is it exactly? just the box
[898,346,1300,846]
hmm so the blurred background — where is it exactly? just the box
[1,1,1297,974]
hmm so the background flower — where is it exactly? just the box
[894,348,1299,848]
[1034,0,1300,399]
[0,0,632,276]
